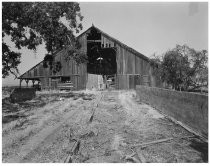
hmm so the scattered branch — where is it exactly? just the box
[130,135,195,148]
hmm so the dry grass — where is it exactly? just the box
[2,89,207,163]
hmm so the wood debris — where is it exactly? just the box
[130,135,195,148]
[64,139,81,163]
[123,149,141,163]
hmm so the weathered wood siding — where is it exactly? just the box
[20,34,87,90]
[101,34,150,75]
[77,33,88,89]
[101,34,154,89]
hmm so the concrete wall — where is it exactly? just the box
[136,85,208,138]
[10,88,36,103]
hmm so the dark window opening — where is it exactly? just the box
[87,42,117,75]
[86,27,117,76]
[61,76,71,83]
[87,27,101,40]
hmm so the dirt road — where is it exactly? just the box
[2,90,208,163]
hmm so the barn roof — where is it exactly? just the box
[19,25,150,79]
[78,25,150,62]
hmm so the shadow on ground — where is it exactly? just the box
[190,138,208,162]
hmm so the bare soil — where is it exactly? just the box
[2,90,208,163]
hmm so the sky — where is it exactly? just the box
[2,2,208,86]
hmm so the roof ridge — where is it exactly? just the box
[90,26,150,61]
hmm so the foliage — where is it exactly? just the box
[151,45,208,91]
[2,2,86,78]
[2,42,21,78]
[150,53,162,77]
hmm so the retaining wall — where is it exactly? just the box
[136,85,208,138]
[10,88,36,103]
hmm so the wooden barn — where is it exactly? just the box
[18,25,160,90]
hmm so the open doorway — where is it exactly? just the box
[86,27,117,89]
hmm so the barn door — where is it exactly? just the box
[51,79,59,89]
[129,75,135,89]
[134,75,141,88]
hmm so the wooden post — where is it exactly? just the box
[104,75,107,89]
[38,81,41,90]
[25,79,29,87]
[19,79,22,88]
[32,80,35,87]
[115,74,117,89]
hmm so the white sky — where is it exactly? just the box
[2,2,208,86]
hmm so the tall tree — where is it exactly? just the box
[2,2,86,78]
[151,45,208,91]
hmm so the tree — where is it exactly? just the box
[161,49,190,90]
[2,2,86,78]
[151,45,208,91]
[187,49,208,91]
[2,42,21,78]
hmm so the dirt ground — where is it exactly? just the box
[2,90,208,163]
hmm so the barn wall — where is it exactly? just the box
[101,34,151,75]
[101,34,156,89]
[20,33,87,90]
[50,46,87,89]
[77,34,88,89]
[20,61,50,79]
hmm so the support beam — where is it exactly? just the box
[19,79,23,88]
[25,79,29,87]
[32,80,35,86]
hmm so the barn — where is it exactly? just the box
[18,25,160,90]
